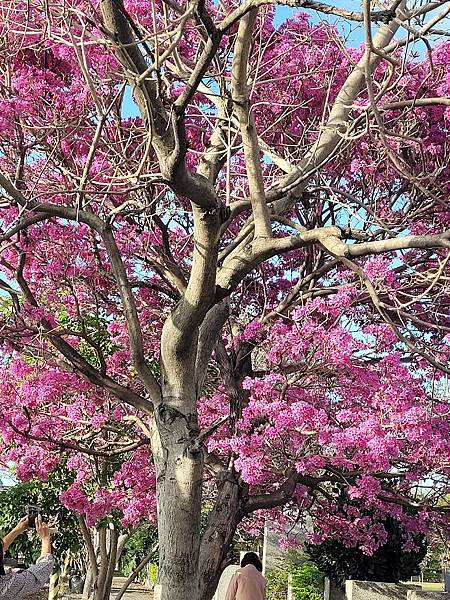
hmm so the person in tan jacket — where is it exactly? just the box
[225,552,266,600]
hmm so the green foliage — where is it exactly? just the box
[0,471,81,564]
[421,554,442,582]
[267,561,323,600]
[291,563,323,600]
[0,296,14,319]
[147,562,158,584]
[57,311,119,368]
[307,517,427,587]
[120,523,158,578]
[266,566,288,600]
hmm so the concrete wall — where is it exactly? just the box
[407,592,448,600]
[345,580,417,600]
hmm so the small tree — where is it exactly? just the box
[267,557,323,600]
[291,564,323,600]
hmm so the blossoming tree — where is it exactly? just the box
[1,0,450,599]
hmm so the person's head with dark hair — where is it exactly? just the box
[240,551,263,572]
[0,541,5,576]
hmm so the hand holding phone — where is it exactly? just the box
[27,505,38,529]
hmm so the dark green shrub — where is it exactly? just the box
[120,523,158,578]
[307,516,427,588]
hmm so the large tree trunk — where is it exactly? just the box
[152,426,242,600]
[151,363,245,600]
[151,388,204,600]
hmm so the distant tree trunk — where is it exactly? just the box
[82,566,94,600]
[115,544,158,600]
[324,577,346,600]
[77,516,119,600]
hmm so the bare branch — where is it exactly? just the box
[268,0,409,215]
[218,0,397,33]
[217,225,450,296]
[231,8,272,239]
[347,230,450,257]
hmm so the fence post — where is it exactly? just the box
[287,573,293,600]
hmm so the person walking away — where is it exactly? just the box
[225,552,266,600]
[0,515,55,598]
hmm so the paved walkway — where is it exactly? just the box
[110,577,153,599]
[62,576,153,599]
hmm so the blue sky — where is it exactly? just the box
[123,1,448,117]
[123,1,366,117]
[273,0,365,45]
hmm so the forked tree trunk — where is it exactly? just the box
[93,527,119,600]
[151,372,244,600]
[78,519,120,600]
[151,269,244,600]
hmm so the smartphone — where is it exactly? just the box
[27,505,38,528]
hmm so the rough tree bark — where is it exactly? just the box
[2,1,450,600]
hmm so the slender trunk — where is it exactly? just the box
[95,527,108,600]
[115,544,158,600]
[116,533,129,567]
[78,516,98,600]
[198,474,243,600]
[82,565,94,600]
[93,528,119,600]
[104,528,119,599]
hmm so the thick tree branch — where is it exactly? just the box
[160,204,221,400]
[217,226,346,294]
[197,95,232,184]
[269,0,408,215]
[245,471,322,512]
[99,0,172,148]
[347,230,450,257]
[231,8,272,239]
[174,0,222,114]
[100,0,220,210]
[217,225,450,296]
[0,213,49,242]
[195,299,230,395]
[77,515,99,581]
